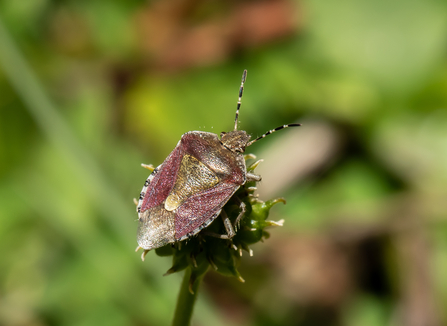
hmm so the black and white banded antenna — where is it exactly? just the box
[247,123,301,147]
[234,69,247,131]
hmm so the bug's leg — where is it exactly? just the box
[141,163,154,171]
[233,198,246,230]
[221,210,236,238]
[246,159,262,184]
[246,172,261,182]
[202,211,236,240]
[133,198,138,205]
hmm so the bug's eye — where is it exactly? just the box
[220,132,226,138]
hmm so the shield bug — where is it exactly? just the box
[136,70,300,258]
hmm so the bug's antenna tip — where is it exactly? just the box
[234,70,248,131]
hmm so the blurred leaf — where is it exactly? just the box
[284,159,393,230]
[342,295,390,326]
[305,0,447,94]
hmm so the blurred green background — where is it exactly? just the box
[1,0,447,325]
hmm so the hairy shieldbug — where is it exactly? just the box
[136,70,300,259]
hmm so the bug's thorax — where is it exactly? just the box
[220,130,251,153]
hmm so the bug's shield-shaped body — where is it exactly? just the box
[137,131,246,250]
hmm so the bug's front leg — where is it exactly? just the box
[246,172,261,182]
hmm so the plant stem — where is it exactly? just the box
[172,267,206,326]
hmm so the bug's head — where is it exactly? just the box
[220,130,251,153]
